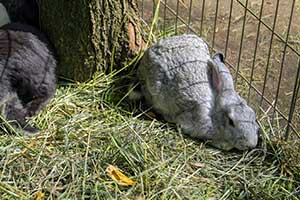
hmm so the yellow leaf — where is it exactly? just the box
[106,165,135,186]
[35,191,45,200]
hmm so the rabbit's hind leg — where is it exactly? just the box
[12,75,55,117]
[24,93,53,117]
[3,94,38,134]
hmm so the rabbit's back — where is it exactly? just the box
[0,29,55,79]
[138,35,213,122]
[0,29,56,102]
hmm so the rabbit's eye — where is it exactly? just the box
[228,118,235,127]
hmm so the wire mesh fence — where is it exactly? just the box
[138,0,300,140]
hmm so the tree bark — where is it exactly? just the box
[40,0,145,82]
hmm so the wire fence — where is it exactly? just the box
[138,0,300,140]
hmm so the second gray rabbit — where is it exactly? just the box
[138,34,258,150]
[0,22,56,133]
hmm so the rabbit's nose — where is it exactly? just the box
[235,131,258,150]
[238,134,258,150]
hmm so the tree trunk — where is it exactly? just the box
[40,0,145,82]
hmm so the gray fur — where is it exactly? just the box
[0,24,56,133]
[138,34,258,150]
[0,3,10,27]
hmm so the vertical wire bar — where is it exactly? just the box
[175,0,180,34]
[187,0,193,33]
[271,0,296,134]
[260,0,280,105]
[141,0,144,19]
[212,0,220,49]
[200,0,206,36]
[285,59,300,139]
[163,0,168,33]
[153,0,156,18]
[224,0,234,59]
[247,0,265,102]
[234,0,249,82]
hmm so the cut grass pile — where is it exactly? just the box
[0,71,300,199]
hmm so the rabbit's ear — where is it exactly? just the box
[211,53,235,93]
[208,59,221,92]
[213,53,225,63]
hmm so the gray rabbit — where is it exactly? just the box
[138,34,258,150]
[0,22,56,133]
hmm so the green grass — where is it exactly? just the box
[0,70,299,199]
